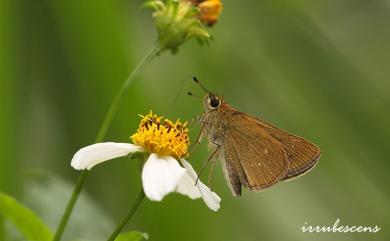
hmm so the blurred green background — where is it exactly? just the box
[1,0,389,240]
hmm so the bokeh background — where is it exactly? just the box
[1,0,389,240]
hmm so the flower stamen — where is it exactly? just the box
[131,111,190,159]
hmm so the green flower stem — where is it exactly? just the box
[95,44,162,142]
[52,170,88,241]
[52,43,162,241]
[106,189,145,241]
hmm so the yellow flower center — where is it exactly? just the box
[131,111,190,159]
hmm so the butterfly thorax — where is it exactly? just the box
[201,102,234,147]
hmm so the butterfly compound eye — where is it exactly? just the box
[210,97,220,108]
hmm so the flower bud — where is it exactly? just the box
[144,0,213,53]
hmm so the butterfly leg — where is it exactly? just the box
[187,112,203,127]
[207,157,218,190]
[195,139,221,186]
[189,120,206,155]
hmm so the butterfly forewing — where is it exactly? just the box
[222,111,290,195]
[242,115,321,180]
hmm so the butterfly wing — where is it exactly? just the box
[242,114,321,181]
[222,111,290,195]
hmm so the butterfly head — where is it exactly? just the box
[192,77,223,111]
[204,93,223,111]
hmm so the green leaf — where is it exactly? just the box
[115,231,148,241]
[0,191,53,241]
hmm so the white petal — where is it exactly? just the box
[180,159,221,211]
[196,181,222,212]
[142,154,186,201]
[175,171,202,199]
[71,142,143,170]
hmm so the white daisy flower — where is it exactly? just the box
[71,111,221,211]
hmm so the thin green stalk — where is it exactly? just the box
[52,44,161,241]
[106,190,145,241]
[95,44,162,142]
[52,170,88,241]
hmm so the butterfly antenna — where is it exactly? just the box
[187,91,202,98]
[193,77,211,93]
[165,76,191,116]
